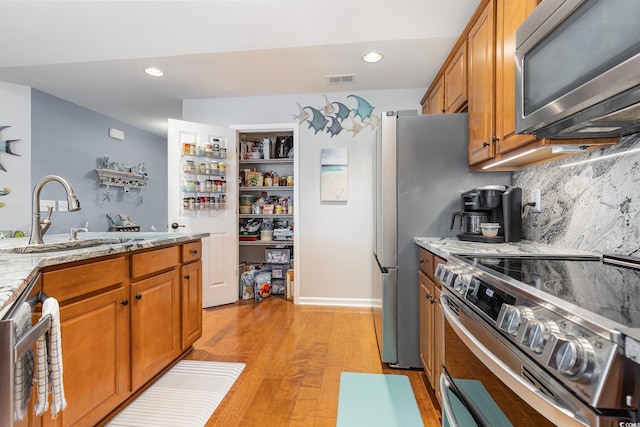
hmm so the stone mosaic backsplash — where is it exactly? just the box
[513,133,640,257]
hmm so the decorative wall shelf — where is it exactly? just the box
[96,168,149,190]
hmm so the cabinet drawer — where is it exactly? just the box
[131,246,179,279]
[417,246,434,277]
[181,241,202,263]
[42,257,126,302]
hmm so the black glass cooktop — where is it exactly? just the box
[460,255,640,329]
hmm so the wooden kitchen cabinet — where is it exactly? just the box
[41,257,129,427]
[417,246,446,403]
[181,241,202,351]
[181,258,202,350]
[418,270,435,386]
[20,240,203,426]
[494,0,539,155]
[421,40,467,115]
[433,286,445,405]
[130,247,180,390]
[423,76,445,114]
[444,40,468,114]
[467,0,496,165]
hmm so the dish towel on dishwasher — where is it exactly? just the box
[13,302,35,421]
[34,297,67,417]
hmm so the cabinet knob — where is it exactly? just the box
[171,222,186,230]
[482,141,490,148]
[431,298,437,305]
[121,299,129,306]
[184,274,190,280]
[419,259,425,264]
[441,109,446,114]
[492,136,500,142]
[425,292,432,300]
[134,293,142,300]
[190,249,198,255]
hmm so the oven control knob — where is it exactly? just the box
[555,336,595,381]
[498,305,533,336]
[528,319,560,354]
[452,274,467,293]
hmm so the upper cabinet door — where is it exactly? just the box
[467,0,496,166]
[495,0,539,154]
[424,76,445,114]
[444,40,468,114]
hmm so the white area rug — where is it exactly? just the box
[107,360,245,427]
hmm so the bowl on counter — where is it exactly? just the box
[480,223,501,237]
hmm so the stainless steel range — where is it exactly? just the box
[436,253,640,426]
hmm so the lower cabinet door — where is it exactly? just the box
[181,260,202,350]
[43,287,130,427]
[418,270,435,385]
[130,269,180,390]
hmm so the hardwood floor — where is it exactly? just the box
[185,297,442,426]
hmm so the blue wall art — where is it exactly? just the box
[320,148,348,202]
[294,95,380,138]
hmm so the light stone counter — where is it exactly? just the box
[0,231,209,313]
[414,237,599,260]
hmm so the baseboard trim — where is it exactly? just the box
[297,297,374,307]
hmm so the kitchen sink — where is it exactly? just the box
[0,237,144,254]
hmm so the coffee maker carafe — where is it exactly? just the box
[450,185,522,242]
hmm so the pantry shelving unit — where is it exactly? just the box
[237,129,295,294]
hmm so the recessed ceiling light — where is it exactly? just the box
[144,67,164,77]
[362,51,383,63]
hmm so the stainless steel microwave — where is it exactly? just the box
[515,0,640,139]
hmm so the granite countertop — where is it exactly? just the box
[414,237,599,260]
[0,231,209,313]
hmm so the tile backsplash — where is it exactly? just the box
[513,133,640,256]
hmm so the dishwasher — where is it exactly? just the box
[0,273,52,426]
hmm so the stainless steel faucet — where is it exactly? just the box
[29,175,81,245]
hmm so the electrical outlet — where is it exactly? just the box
[530,189,541,213]
[40,200,56,212]
[58,200,68,212]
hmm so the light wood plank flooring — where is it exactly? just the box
[185,297,442,426]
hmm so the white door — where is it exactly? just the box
[167,118,238,308]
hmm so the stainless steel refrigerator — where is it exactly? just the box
[372,111,511,368]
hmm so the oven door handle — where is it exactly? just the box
[440,294,585,427]
[440,373,462,427]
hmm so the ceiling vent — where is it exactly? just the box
[326,74,356,85]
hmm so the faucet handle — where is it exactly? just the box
[69,227,88,241]
[44,205,53,220]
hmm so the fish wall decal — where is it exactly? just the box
[326,116,343,137]
[303,106,329,134]
[347,95,374,120]
[295,95,379,138]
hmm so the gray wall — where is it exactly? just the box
[31,90,168,234]
[513,133,640,257]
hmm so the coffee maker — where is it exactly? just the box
[450,185,522,242]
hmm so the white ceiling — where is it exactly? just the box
[0,0,480,137]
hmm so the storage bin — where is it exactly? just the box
[265,247,291,264]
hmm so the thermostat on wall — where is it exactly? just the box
[108,128,125,141]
